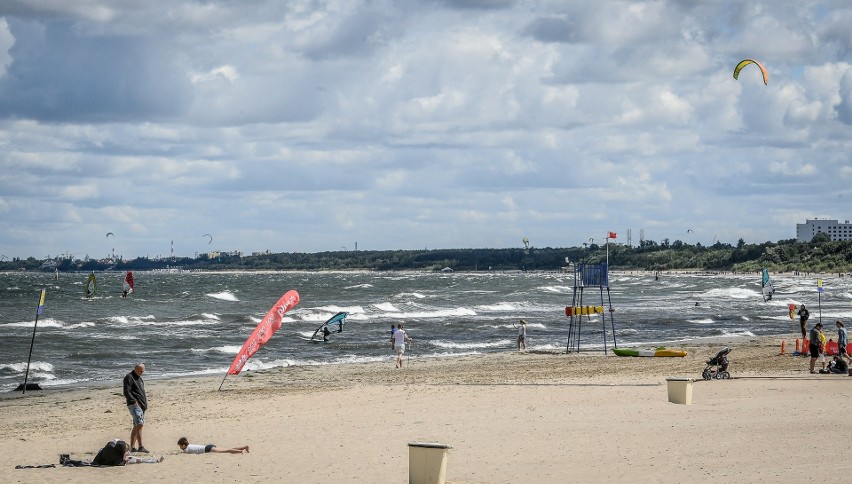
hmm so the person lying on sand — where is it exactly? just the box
[178,437,249,454]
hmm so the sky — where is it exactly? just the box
[1,0,851,260]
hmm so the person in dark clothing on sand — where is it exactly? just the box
[123,363,149,453]
[798,304,810,341]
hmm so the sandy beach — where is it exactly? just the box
[2,335,850,483]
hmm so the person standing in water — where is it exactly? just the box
[392,324,411,369]
[514,319,527,351]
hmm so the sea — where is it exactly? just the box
[2,270,851,392]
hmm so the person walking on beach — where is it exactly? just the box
[123,363,149,453]
[808,323,822,374]
[392,324,411,369]
[178,437,249,454]
[836,320,850,365]
[514,319,527,351]
[798,304,810,342]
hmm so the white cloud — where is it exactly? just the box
[0,1,852,258]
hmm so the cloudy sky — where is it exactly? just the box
[1,0,851,260]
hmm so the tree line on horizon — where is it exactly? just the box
[3,234,851,273]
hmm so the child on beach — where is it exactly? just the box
[177,437,249,454]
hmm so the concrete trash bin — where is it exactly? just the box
[666,378,693,405]
[408,441,452,484]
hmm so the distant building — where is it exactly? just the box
[796,219,852,242]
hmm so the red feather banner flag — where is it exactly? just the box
[219,290,300,390]
[608,232,617,239]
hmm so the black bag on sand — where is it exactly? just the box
[91,440,127,466]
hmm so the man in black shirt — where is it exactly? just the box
[123,363,148,453]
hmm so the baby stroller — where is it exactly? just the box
[702,347,731,380]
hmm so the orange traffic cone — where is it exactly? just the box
[795,338,801,353]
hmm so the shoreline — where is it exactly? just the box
[1,331,801,398]
[1,334,847,483]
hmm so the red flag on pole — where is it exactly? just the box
[226,290,300,376]
[608,232,617,239]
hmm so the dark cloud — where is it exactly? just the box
[0,19,192,122]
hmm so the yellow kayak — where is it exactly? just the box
[612,348,687,357]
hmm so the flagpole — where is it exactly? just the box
[217,374,228,392]
[23,289,46,395]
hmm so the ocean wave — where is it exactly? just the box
[191,345,242,355]
[432,339,513,349]
[394,292,427,299]
[0,361,54,374]
[207,291,239,301]
[703,288,761,300]
[344,283,373,289]
[374,302,401,312]
[688,318,715,325]
[476,302,518,311]
[540,286,572,294]
[4,318,63,328]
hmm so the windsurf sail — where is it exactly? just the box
[310,312,347,341]
[86,272,97,298]
[222,290,300,387]
[124,271,135,295]
[761,269,775,302]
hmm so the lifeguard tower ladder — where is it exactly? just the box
[566,263,617,354]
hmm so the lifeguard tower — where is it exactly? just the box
[565,263,617,353]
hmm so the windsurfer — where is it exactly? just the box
[122,290,128,299]
[322,326,331,342]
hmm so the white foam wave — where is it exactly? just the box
[476,303,517,311]
[207,291,239,301]
[432,339,513,349]
[395,292,426,299]
[704,288,761,300]
[344,284,373,289]
[390,308,477,319]
[191,345,242,355]
[5,318,62,328]
[374,302,401,312]
[688,318,715,325]
[541,286,572,294]
[201,313,220,320]
[0,361,54,373]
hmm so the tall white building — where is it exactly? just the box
[796,219,852,242]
